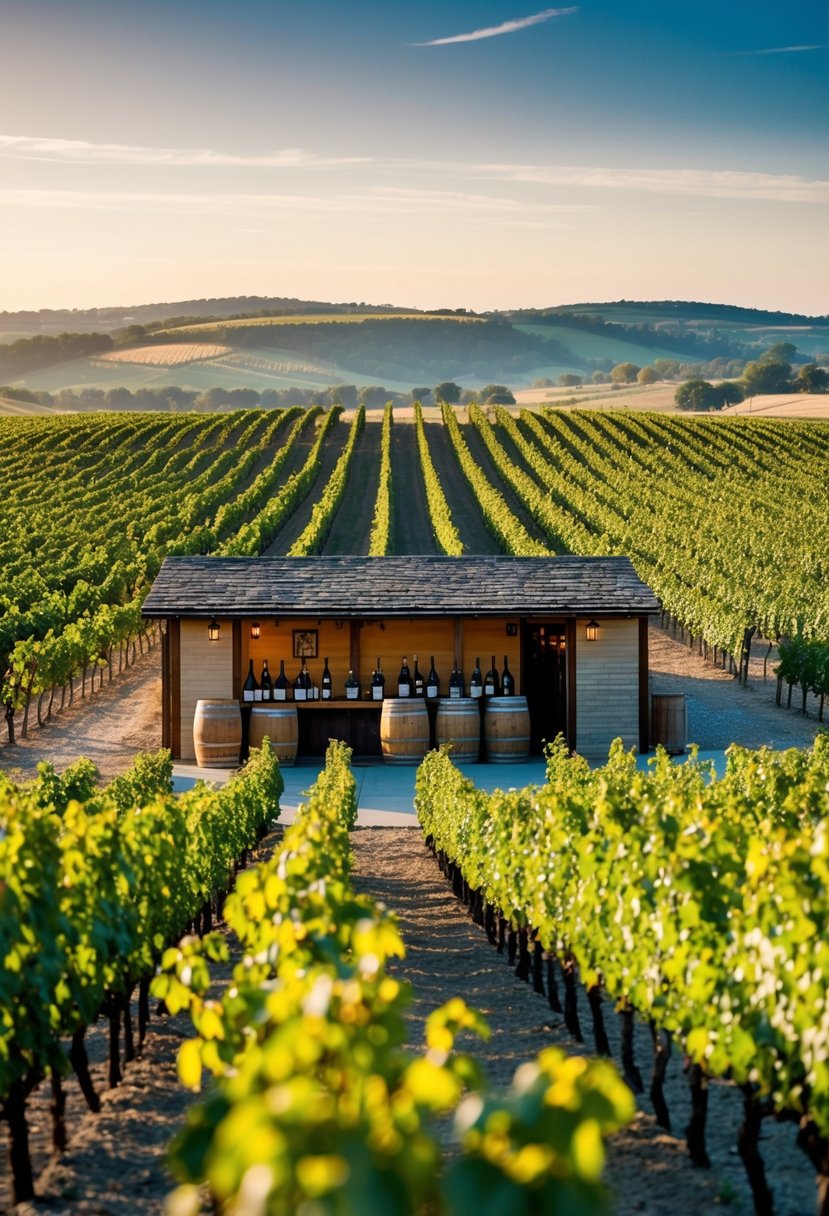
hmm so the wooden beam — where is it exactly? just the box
[639,616,650,753]
[566,618,577,752]
[232,620,242,700]
[161,621,171,750]
[170,618,181,759]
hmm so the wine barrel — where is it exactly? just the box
[436,698,481,764]
[484,695,531,763]
[193,699,242,769]
[651,693,686,755]
[380,699,430,765]
[249,704,298,767]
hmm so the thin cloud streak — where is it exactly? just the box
[466,162,829,203]
[0,134,369,168]
[725,44,828,55]
[414,7,577,46]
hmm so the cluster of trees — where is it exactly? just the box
[674,342,829,411]
[0,383,410,411]
[0,332,114,379]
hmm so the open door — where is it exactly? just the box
[522,622,568,753]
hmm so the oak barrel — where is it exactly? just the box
[484,695,531,763]
[380,699,430,765]
[651,693,686,755]
[193,699,242,769]
[249,704,298,767]
[436,697,481,764]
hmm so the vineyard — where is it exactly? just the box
[2,405,828,739]
[2,404,829,1213]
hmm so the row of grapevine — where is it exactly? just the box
[414,400,463,554]
[441,403,550,555]
[0,742,284,1203]
[368,400,394,555]
[161,740,633,1216]
[415,739,829,1212]
[288,405,366,555]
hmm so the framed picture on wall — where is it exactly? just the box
[293,629,318,659]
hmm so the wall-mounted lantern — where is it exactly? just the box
[250,621,261,640]
[207,617,221,642]
[585,619,600,642]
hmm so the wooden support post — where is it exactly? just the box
[170,618,181,759]
[638,616,650,754]
[161,620,171,750]
[566,618,577,751]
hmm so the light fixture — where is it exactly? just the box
[250,621,261,640]
[208,617,221,642]
[585,619,600,642]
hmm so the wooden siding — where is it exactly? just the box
[575,617,640,759]
[179,618,234,761]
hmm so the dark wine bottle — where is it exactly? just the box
[501,655,515,696]
[321,657,333,701]
[469,657,483,699]
[397,655,412,698]
[426,655,439,699]
[293,662,308,702]
[413,653,424,697]
[274,658,289,702]
[260,659,273,703]
[371,656,385,701]
[345,668,360,700]
[301,660,313,698]
[449,658,464,699]
[484,655,500,697]
[242,659,259,704]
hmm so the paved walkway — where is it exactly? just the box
[173,749,737,825]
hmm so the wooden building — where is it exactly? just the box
[141,555,660,762]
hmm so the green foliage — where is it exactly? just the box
[742,358,792,395]
[368,401,394,555]
[435,380,462,404]
[796,364,829,394]
[416,738,829,1134]
[163,742,630,1216]
[287,406,365,555]
[610,362,641,384]
[414,401,464,555]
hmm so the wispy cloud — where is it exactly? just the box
[725,43,828,55]
[467,162,829,203]
[414,6,577,46]
[0,134,369,168]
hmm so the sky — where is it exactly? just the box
[0,0,827,314]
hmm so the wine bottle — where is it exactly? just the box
[469,657,483,699]
[242,659,259,704]
[397,655,412,698]
[371,656,385,701]
[321,657,333,701]
[345,668,360,700]
[501,655,515,696]
[260,659,273,703]
[426,656,439,699]
[301,660,313,697]
[449,658,464,699]
[413,653,424,697]
[484,655,500,697]
[273,659,289,702]
[293,662,307,702]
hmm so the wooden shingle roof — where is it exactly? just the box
[141,556,660,619]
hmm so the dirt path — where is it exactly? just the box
[459,419,552,548]
[322,417,381,555]
[389,419,438,554]
[263,416,347,554]
[0,647,162,783]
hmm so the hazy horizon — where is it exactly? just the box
[1,0,826,316]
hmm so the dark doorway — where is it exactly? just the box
[522,622,568,752]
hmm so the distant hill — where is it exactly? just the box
[2,297,827,399]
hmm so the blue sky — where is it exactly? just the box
[0,0,826,313]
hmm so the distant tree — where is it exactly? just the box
[460,390,478,406]
[411,386,431,402]
[795,364,829,394]
[742,358,792,395]
[762,341,797,365]
[330,384,358,407]
[717,380,744,406]
[358,385,389,407]
[558,374,582,387]
[653,358,682,379]
[532,377,554,388]
[675,378,719,411]
[479,383,515,404]
[591,370,608,384]
[434,381,462,404]
[637,366,657,384]
[610,361,641,384]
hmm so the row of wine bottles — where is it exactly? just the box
[242,654,515,703]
